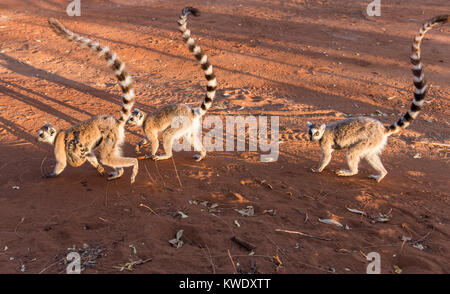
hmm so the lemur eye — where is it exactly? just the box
[314,132,320,137]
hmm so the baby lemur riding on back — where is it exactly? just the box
[307,15,449,182]
[127,7,217,162]
[37,18,138,183]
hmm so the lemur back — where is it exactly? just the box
[128,7,218,162]
[37,18,139,183]
[307,15,449,182]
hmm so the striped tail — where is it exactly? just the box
[178,7,217,116]
[386,15,449,135]
[48,18,135,126]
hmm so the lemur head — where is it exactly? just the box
[127,108,146,127]
[307,122,326,142]
[37,122,58,144]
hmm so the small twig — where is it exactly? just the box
[212,214,235,236]
[227,249,237,274]
[105,182,109,208]
[38,261,59,274]
[203,244,216,274]
[293,259,331,273]
[265,235,287,257]
[171,156,183,188]
[144,163,155,183]
[231,236,256,251]
[361,243,401,249]
[114,258,152,271]
[222,254,272,258]
[275,229,334,241]
[293,208,308,224]
[359,250,368,259]
[9,142,32,146]
[386,95,397,100]
[273,251,283,272]
[98,217,109,223]
[139,203,159,216]
[154,161,166,188]
[416,227,434,243]
[14,217,25,238]
[415,141,450,148]
[40,156,47,175]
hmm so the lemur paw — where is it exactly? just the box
[96,166,105,175]
[311,168,322,173]
[107,172,122,181]
[153,154,170,161]
[108,171,118,177]
[336,169,356,177]
[43,172,57,178]
[368,174,386,182]
[193,154,205,162]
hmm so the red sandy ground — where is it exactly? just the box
[0,0,449,274]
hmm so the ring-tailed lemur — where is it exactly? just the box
[307,15,449,182]
[127,7,217,162]
[37,18,139,183]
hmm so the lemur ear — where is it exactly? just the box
[307,121,312,127]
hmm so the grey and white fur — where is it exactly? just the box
[307,15,449,182]
[37,18,138,183]
[128,7,217,162]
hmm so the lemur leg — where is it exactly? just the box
[365,153,387,182]
[44,146,68,178]
[44,160,67,178]
[107,167,124,180]
[102,156,138,183]
[336,148,361,177]
[100,143,139,183]
[136,138,149,153]
[312,147,333,173]
[192,128,206,162]
[148,131,159,158]
[85,152,104,175]
[153,127,186,161]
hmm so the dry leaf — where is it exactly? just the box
[176,230,184,240]
[235,206,254,217]
[346,207,366,216]
[169,230,184,248]
[129,244,137,255]
[177,211,188,219]
[393,265,402,274]
[263,209,277,216]
[319,218,343,227]
[412,243,425,251]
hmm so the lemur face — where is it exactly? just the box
[127,108,145,127]
[37,122,57,144]
[307,122,326,142]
